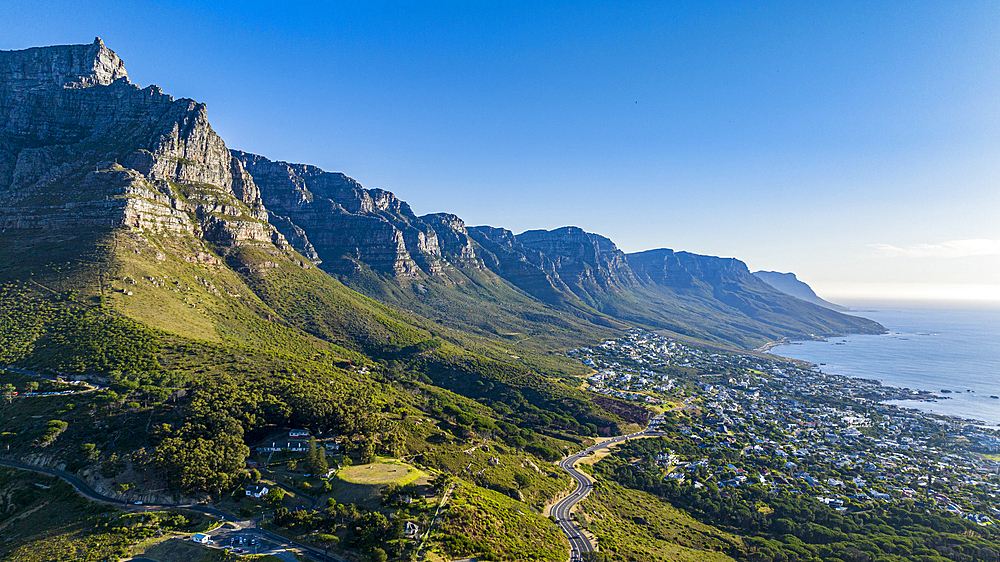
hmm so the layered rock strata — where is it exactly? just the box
[232,151,485,276]
[0,38,278,247]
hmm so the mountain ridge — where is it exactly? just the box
[1,39,883,355]
[229,146,885,346]
[753,270,848,311]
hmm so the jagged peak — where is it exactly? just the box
[0,38,129,89]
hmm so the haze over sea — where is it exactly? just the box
[770,301,1000,426]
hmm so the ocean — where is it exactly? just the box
[769,300,1000,426]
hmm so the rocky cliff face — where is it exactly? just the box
[629,249,753,292]
[466,225,574,303]
[0,37,127,91]
[0,39,277,247]
[515,227,637,305]
[419,213,483,268]
[232,150,486,276]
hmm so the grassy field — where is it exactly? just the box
[325,458,431,509]
[337,459,426,485]
[132,537,285,562]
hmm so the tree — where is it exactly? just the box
[430,473,453,494]
[307,436,319,473]
[249,468,261,483]
[514,472,532,489]
[25,381,38,394]
[316,444,328,475]
[359,439,376,464]
[265,487,285,506]
[306,436,328,475]
[148,412,249,495]
[383,430,406,458]
[1,383,16,404]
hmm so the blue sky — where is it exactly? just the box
[3,1,999,301]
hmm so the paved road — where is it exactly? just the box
[551,397,696,559]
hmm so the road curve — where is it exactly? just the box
[0,459,345,561]
[551,397,695,559]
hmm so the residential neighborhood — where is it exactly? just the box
[572,330,1000,527]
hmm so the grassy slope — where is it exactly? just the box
[578,478,743,562]
[338,264,623,352]
[432,482,568,562]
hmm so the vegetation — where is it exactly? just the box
[432,483,568,562]
[0,161,895,562]
[590,438,1000,562]
[578,478,742,562]
[0,468,210,561]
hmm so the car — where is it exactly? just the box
[133,501,143,505]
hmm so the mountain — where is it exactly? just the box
[0,37,885,381]
[623,250,875,347]
[0,38,434,357]
[227,149,884,347]
[753,270,848,311]
[0,38,625,437]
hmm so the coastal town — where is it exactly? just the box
[571,330,1000,527]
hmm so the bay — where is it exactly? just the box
[769,300,1000,426]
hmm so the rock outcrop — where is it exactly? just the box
[232,150,486,276]
[467,225,574,304]
[516,227,637,304]
[0,39,278,247]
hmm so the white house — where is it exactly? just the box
[260,441,307,453]
[192,533,211,544]
[246,484,269,498]
[289,429,309,438]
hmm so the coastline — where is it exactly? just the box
[766,303,1000,427]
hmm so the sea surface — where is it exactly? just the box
[769,300,1000,426]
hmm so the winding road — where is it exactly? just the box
[0,459,342,561]
[551,397,696,559]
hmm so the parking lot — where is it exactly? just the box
[211,529,281,556]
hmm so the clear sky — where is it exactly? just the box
[3,1,998,302]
